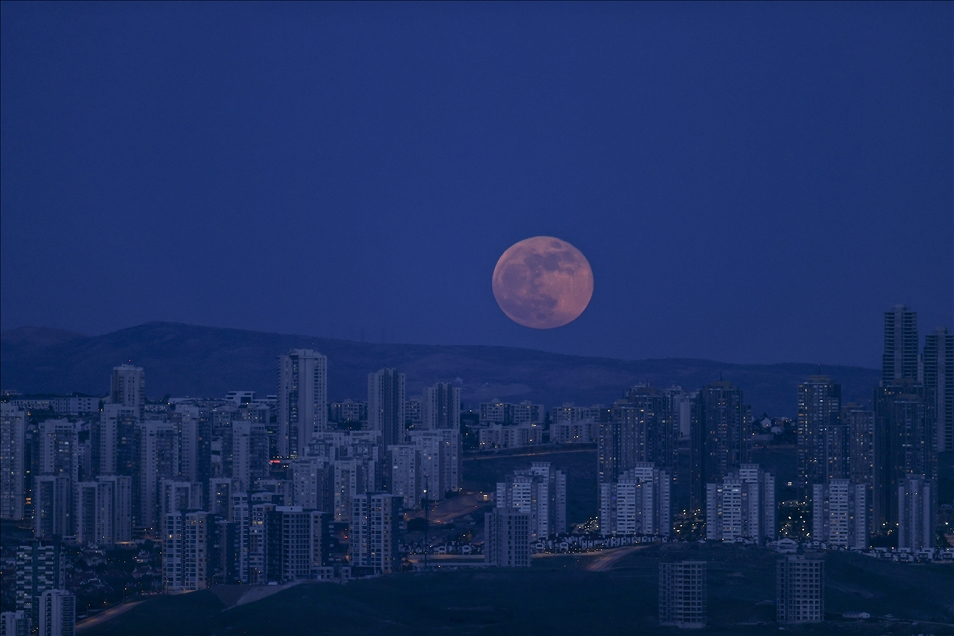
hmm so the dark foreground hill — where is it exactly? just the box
[80,543,954,636]
[1,322,880,417]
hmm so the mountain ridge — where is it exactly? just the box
[1,322,881,417]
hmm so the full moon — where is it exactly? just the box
[492,236,594,329]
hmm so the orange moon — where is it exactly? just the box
[492,236,594,329]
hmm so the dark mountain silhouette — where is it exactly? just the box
[1,322,880,417]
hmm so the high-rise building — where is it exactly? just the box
[691,382,745,513]
[264,506,328,583]
[163,510,212,592]
[842,404,875,534]
[368,369,405,448]
[658,561,706,628]
[351,493,401,574]
[796,377,841,498]
[110,364,145,418]
[924,327,954,453]
[705,464,775,542]
[484,507,531,568]
[34,476,71,541]
[600,464,671,537]
[15,543,63,627]
[496,462,567,539]
[289,459,329,512]
[74,476,132,546]
[93,404,138,477]
[1,404,26,521]
[598,387,676,488]
[37,589,74,636]
[408,429,462,500]
[625,385,677,469]
[159,480,203,536]
[135,421,179,535]
[812,480,867,549]
[277,350,328,459]
[387,445,421,510]
[37,420,77,482]
[230,421,269,492]
[882,304,919,385]
[421,383,460,430]
[0,610,31,636]
[897,475,936,550]
[776,555,824,624]
[873,382,933,532]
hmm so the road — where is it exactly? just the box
[76,600,144,631]
[583,545,642,571]
[407,491,493,525]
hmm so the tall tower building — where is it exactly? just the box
[705,464,775,542]
[163,510,212,592]
[277,350,328,459]
[600,464,672,537]
[924,327,954,452]
[883,305,919,385]
[264,507,328,583]
[38,589,74,636]
[15,543,63,628]
[812,480,867,549]
[658,561,706,628]
[690,382,744,512]
[0,610,31,636]
[135,421,179,536]
[777,555,824,624]
[110,364,145,418]
[1,404,26,521]
[33,476,71,541]
[74,476,132,546]
[872,383,933,532]
[350,493,400,574]
[897,475,936,550]
[368,369,406,448]
[484,507,531,568]
[796,377,841,498]
[421,382,460,430]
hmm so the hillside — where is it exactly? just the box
[80,544,954,636]
[1,322,880,416]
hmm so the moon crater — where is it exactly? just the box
[492,236,594,329]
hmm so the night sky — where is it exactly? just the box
[2,2,951,368]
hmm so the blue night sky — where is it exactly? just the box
[2,2,951,368]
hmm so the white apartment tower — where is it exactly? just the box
[812,480,867,549]
[74,476,132,546]
[278,350,328,459]
[496,462,567,539]
[15,544,63,628]
[600,464,672,537]
[163,511,211,592]
[706,464,775,542]
[38,589,74,636]
[351,494,400,574]
[0,610,30,636]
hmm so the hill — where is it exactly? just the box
[80,543,954,636]
[1,322,880,416]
